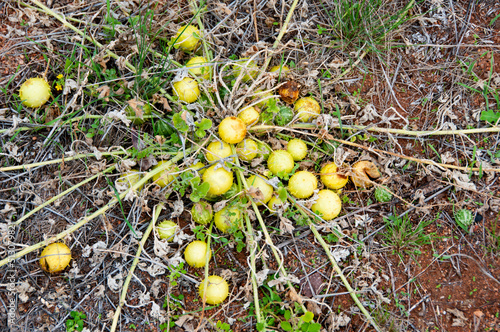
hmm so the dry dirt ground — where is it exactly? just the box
[1,0,500,331]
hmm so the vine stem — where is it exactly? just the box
[250,123,500,137]
[197,219,214,329]
[0,150,128,172]
[231,146,307,313]
[110,202,164,332]
[0,149,190,268]
[13,165,116,226]
[248,125,500,173]
[288,196,382,331]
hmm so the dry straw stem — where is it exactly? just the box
[110,202,164,332]
[249,125,500,173]
[0,150,189,268]
[0,150,128,172]
[12,165,116,226]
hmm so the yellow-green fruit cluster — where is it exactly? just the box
[238,106,260,126]
[247,175,273,205]
[311,190,341,220]
[186,56,210,79]
[157,220,178,241]
[206,141,232,163]
[320,163,348,190]
[219,117,247,144]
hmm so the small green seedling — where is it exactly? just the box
[66,311,86,332]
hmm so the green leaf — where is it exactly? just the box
[280,321,292,331]
[301,311,314,323]
[308,323,322,332]
[197,118,212,130]
[173,112,189,132]
[278,186,288,202]
[480,109,500,124]
[256,322,265,331]
[66,320,75,328]
[284,310,291,320]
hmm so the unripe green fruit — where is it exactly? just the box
[214,206,242,233]
[287,139,308,161]
[157,220,178,241]
[184,241,211,268]
[288,171,317,199]
[454,209,474,232]
[199,275,229,305]
[19,77,51,108]
[311,190,342,220]
[267,150,294,176]
[374,186,393,203]
[191,201,213,225]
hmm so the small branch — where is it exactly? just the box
[110,202,164,332]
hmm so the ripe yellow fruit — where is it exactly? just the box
[268,195,286,212]
[320,163,349,190]
[247,175,273,205]
[184,240,212,268]
[351,160,381,188]
[218,117,247,144]
[186,56,210,79]
[267,150,295,176]
[238,106,260,126]
[270,65,290,74]
[39,243,71,273]
[199,275,229,305]
[233,58,259,82]
[214,206,242,233]
[173,77,200,103]
[188,161,206,175]
[287,139,308,161]
[311,189,341,220]
[236,139,259,161]
[294,97,321,122]
[152,161,178,187]
[288,171,317,199]
[206,141,233,163]
[19,77,51,108]
[157,220,178,241]
[202,165,234,196]
[174,25,201,51]
[116,169,144,192]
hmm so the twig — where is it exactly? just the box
[110,202,164,332]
